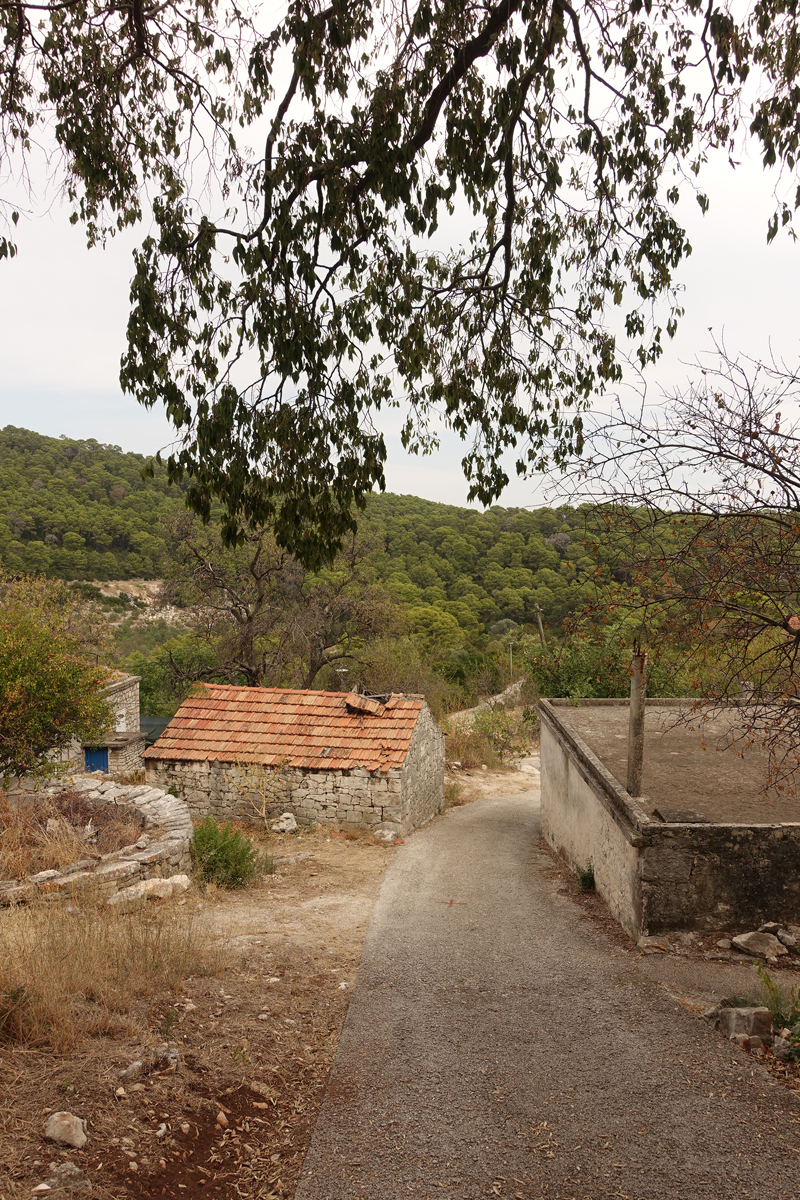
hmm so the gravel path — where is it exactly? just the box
[295,790,800,1200]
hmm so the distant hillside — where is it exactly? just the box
[0,426,594,632]
[0,426,184,580]
[363,493,592,633]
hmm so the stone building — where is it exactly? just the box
[143,685,445,834]
[59,673,145,775]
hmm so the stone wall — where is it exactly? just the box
[400,703,445,831]
[106,734,147,775]
[640,824,800,934]
[144,702,445,835]
[0,779,193,906]
[539,699,800,936]
[144,758,409,831]
[105,675,141,734]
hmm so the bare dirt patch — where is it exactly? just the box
[557,703,797,822]
[0,824,398,1199]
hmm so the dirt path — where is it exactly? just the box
[295,788,800,1200]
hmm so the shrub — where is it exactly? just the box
[576,861,595,892]
[471,708,526,761]
[444,724,500,769]
[756,963,800,1032]
[190,817,272,887]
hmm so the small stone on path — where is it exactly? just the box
[43,1113,87,1149]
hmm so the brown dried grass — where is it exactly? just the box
[0,891,223,1052]
[0,794,141,880]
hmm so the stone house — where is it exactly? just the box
[143,685,445,834]
[60,672,145,775]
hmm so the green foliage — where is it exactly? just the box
[12,5,790,563]
[0,427,183,580]
[576,862,596,893]
[524,610,701,700]
[0,573,112,784]
[756,963,800,1035]
[189,818,272,889]
[470,709,526,761]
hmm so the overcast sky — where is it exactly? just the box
[0,138,797,510]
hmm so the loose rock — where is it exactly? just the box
[718,1007,773,1040]
[731,931,788,959]
[43,1162,91,1195]
[271,813,298,834]
[44,1112,87,1149]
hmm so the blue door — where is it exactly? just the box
[84,747,109,773]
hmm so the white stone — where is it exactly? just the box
[107,874,190,906]
[271,813,298,834]
[731,931,788,959]
[44,1112,87,1149]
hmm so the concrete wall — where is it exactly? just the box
[539,699,800,936]
[540,707,646,939]
[144,702,445,835]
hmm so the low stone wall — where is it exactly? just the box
[539,699,800,937]
[0,778,193,906]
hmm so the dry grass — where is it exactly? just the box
[0,792,141,880]
[444,725,503,769]
[444,781,465,808]
[0,890,222,1052]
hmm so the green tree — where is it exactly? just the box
[0,574,112,785]
[159,514,400,690]
[5,4,800,562]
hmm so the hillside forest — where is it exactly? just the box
[0,426,703,718]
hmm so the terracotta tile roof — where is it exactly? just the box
[143,686,425,773]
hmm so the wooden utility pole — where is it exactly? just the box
[626,651,647,797]
[534,603,546,649]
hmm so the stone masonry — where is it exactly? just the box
[0,779,193,906]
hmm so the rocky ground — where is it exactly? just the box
[0,823,401,1200]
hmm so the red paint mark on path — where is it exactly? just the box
[435,899,467,907]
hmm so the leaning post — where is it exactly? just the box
[626,651,647,797]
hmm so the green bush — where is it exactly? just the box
[471,708,526,760]
[190,818,273,888]
[756,963,800,1033]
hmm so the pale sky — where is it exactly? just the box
[0,136,797,510]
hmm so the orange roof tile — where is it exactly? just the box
[143,686,425,774]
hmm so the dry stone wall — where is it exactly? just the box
[0,779,193,906]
